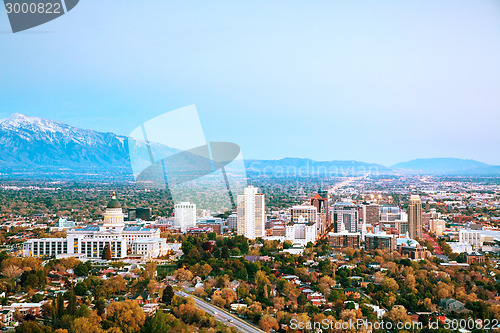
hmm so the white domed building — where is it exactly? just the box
[23,193,169,259]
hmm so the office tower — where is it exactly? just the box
[174,202,197,232]
[332,202,358,233]
[291,205,318,224]
[408,195,422,239]
[128,207,152,221]
[363,203,380,226]
[311,191,328,234]
[227,213,238,231]
[237,186,265,240]
[287,205,317,245]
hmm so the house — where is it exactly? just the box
[283,275,301,285]
[307,292,326,306]
[360,280,371,288]
[364,304,386,318]
[439,298,469,314]
[343,288,360,299]
[6,303,42,317]
[128,292,155,305]
[244,255,271,263]
[344,301,359,310]
[142,303,159,316]
[230,303,248,311]
[0,309,13,325]
[229,280,241,290]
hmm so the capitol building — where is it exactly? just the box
[23,193,169,259]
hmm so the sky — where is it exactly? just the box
[0,0,499,166]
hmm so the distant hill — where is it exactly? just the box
[245,158,388,177]
[391,158,492,175]
[0,114,498,179]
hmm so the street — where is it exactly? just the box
[175,290,266,333]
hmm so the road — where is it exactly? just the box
[422,231,444,255]
[175,290,265,333]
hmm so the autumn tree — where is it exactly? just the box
[211,295,226,308]
[174,268,193,282]
[3,264,23,280]
[104,276,127,296]
[259,314,279,332]
[221,288,237,305]
[106,300,146,333]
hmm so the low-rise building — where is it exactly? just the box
[400,245,431,260]
[328,231,360,248]
[365,232,397,251]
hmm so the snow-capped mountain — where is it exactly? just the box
[0,113,132,178]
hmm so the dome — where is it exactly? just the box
[107,192,121,209]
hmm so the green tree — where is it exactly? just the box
[162,285,174,305]
[15,321,52,333]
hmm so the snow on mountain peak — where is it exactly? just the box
[0,113,64,132]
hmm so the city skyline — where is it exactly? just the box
[1,1,499,165]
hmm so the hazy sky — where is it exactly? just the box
[1,0,499,166]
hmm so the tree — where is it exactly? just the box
[162,286,174,305]
[174,297,205,324]
[385,305,412,324]
[318,275,335,298]
[174,268,193,282]
[211,295,226,308]
[221,288,237,305]
[70,317,102,333]
[259,314,279,332]
[67,290,77,315]
[106,300,146,333]
[273,297,285,311]
[382,277,399,293]
[15,321,52,333]
[102,244,112,261]
[3,264,23,280]
[141,310,180,333]
[74,262,92,277]
[105,276,127,296]
[143,262,157,280]
[60,257,81,270]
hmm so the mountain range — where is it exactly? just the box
[0,113,498,179]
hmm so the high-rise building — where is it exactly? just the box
[291,205,317,225]
[363,203,380,226]
[174,202,196,232]
[128,207,152,221]
[237,186,265,240]
[408,195,422,239]
[227,213,238,231]
[332,202,358,233]
[311,191,328,234]
[286,205,317,245]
